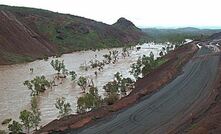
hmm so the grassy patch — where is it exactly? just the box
[2,52,34,64]
[155,58,167,67]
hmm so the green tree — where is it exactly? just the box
[8,121,23,134]
[103,80,119,105]
[50,59,67,77]
[103,51,112,64]
[149,51,154,61]
[77,76,87,93]
[24,76,50,96]
[31,97,41,131]
[104,92,119,105]
[77,86,102,113]
[69,71,77,81]
[130,53,162,79]
[55,97,72,118]
[120,78,134,95]
[130,57,143,80]
[112,50,119,63]
[19,110,34,134]
[159,51,164,56]
[29,68,34,74]
[113,72,134,96]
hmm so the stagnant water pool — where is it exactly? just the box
[0,43,173,130]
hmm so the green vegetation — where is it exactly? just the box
[50,59,66,76]
[55,97,72,118]
[103,52,112,64]
[103,80,120,105]
[31,97,41,130]
[130,52,167,79]
[130,57,142,80]
[29,68,34,74]
[0,5,144,65]
[7,96,41,133]
[77,76,88,93]
[76,72,134,111]
[142,27,221,43]
[19,110,34,134]
[104,72,134,105]
[77,86,102,113]
[8,121,23,134]
[122,47,130,57]
[69,71,77,81]
[24,76,50,96]
[1,52,33,64]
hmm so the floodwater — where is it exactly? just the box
[0,43,171,130]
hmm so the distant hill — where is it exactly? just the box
[0,5,146,64]
[208,32,221,40]
[142,27,221,43]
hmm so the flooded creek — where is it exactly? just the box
[0,43,171,129]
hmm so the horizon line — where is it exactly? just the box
[1,4,221,30]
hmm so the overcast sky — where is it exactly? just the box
[1,0,221,28]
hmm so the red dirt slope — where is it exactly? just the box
[0,10,57,64]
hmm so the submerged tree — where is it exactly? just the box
[24,76,50,96]
[130,57,143,80]
[114,72,134,96]
[130,52,165,79]
[77,86,102,113]
[19,110,34,134]
[77,76,88,93]
[31,97,41,131]
[103,81,119,105]
[103,72,134,105]
[29,68,34,74]
[103,51,112,64]
[69,71,77,81]
[50,59,68,77]
[112,50,119,64]
[159,51,164,56]
[8,121,23,134]
[55,97,72,118]
[122,47,130,58]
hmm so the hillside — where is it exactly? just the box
[142,27,221,43]
[0,5,145,64]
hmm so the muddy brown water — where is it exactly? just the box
[0,43,170,130]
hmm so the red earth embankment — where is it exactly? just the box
[36,43,198,134]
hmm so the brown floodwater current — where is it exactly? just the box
[0,43,170,130]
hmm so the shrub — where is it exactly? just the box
[55,97,72,118]
[8,121,23,134]
[24,76,50,96]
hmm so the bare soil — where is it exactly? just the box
[0,11,57,64]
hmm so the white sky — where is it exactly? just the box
[1,0,221,28]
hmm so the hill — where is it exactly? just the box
[142,27,221,43]
[0,5,145,64]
